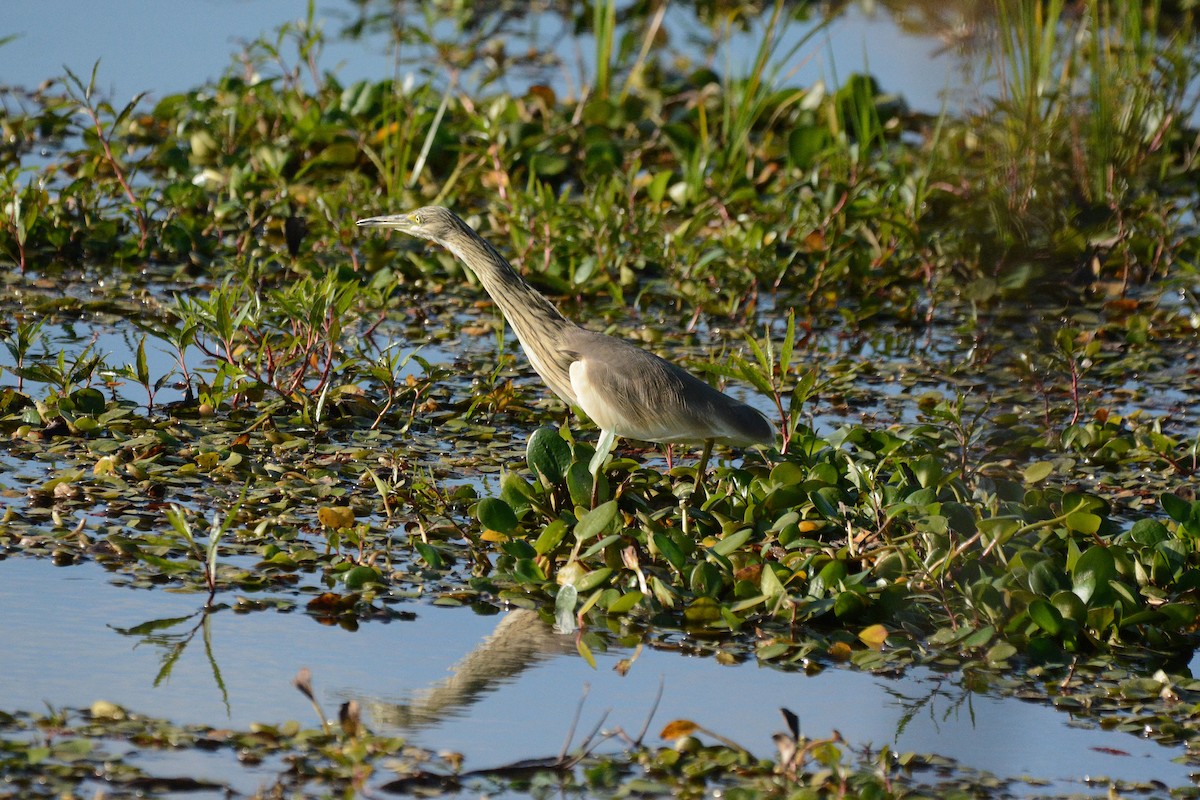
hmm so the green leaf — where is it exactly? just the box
[1072,546,1116,604]
[1050,589,1087,624]
[574,567,613,593]
[1161,492,1192,524]
[527,427,571,485]
[477,498,518,533]
[414,542,443,570]
[566,462,597,508]
[653,532,686,572]
[533,519,569,556]
[607,591,644,614]
[646,170,672,203]
[1023,461,1054,483]
[1028,557,1069,595]
[759,563,786,600]
[712,528,753,557]
[1129,518,1170,547]
[1028,599,1063,635]
[576,500,618,541]
[342,565,383,589]
[1065,511,1101,535]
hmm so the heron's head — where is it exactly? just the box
[356,206,462,243]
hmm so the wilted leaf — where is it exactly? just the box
[660,720,699,739]
[317,506,355,529]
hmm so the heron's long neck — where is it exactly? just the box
[446,233,570,334]
[443,227,579,404]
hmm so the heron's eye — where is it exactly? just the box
[412,213,421,225]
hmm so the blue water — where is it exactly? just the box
[0,1,974,113]
[0,557,1192,793]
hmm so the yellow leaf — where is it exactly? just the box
[799,520,821,533]
[858,624,889,650]
[576,636,596,669]
[660,719,699,740]
[194,451,219,470]
[827,641,852,662]
[480,529,508,543]
[317,506,355,529]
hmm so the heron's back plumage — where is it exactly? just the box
[561,328,772,446]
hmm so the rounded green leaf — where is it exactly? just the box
[1023,461,1054,483]
[526,427,571,485]
[1072,546,1116,604]
[1028,598,1063,635]
[477,497,518,533]
[1161,492,1192,524]
[1129,518,1170,547]
[1065,511,1101,535]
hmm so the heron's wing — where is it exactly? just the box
[560,329,771,445]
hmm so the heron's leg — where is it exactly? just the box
[589,428,616,476]
[694,439,714,490]
[589,428,617,505]
[664,443,675,469]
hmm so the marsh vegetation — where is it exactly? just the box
[2,0,1200,796]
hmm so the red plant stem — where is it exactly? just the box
[81,106,149,250]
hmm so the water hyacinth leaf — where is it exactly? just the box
[809,489,840,521]
[1129,518,1170,546]
[1029,559,1069,596]
[942,502,977,535]
[834,589,866,618]
[414,542,443,570]
[960,625,995,648]
[581,533,622,560]
[1158,602,1198,627]
[653,532,686,573]
[986,641,1018,664]
[341,565,383,589]
[1072,546,1116,604]
[1028,599,1064,635]
[499,471,533,515]
[512,558,547,584]
[1160,492,1191,524]
[1023,461,1054,483]
[527,427,571,485]
[809,559,846,598]
[566,462,596,508]
[1065,511,1102,535]
[688,562,723,598]
[476,497,518,534]
[317,506,355,529]
[1050,590,1087,624]
[683,596,722,624]
[573,567,612,593]
[500,539,536,560]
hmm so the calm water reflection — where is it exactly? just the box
[0,557,1192,792]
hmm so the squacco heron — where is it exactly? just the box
[357,206,774,487]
